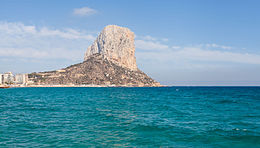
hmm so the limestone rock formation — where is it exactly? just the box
[28,54,160,87]
[28,25,161,87]
[84,25,137,71]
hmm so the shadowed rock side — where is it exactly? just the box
[28,54,161,87]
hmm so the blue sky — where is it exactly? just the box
[1,0,260,86]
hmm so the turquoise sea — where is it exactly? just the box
[0,87,259,147]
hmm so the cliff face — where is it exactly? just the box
[29,25,161,87]
[84,25,137,71]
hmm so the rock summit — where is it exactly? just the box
[28,25,161,87]
[84,25,137,71]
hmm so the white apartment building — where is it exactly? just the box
[15,74,28,85]
[0,74,3,84]
[3,72,14,84]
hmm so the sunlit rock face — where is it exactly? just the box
[84,25,137,71]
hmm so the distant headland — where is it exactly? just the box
[1,25,161,87]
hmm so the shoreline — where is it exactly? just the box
[6,84,164,88]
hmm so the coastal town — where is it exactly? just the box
[0,72,29,88]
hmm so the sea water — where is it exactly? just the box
[0,87,259,147]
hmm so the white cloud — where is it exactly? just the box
[136,41,260,66]
[73,7,97,16]
[0,21,95,60]
[204,43,232,50]
[172,46,180,49]
[135,40,169,50]
[135,35,170,50]
[1,22,259,71]
[38,27,95,40]
[161,38,169,42]
[137,35,169,42]
[173,47,260,64]
[135,35,260,66]
[0,47,83,60]
[142,35,157,41]
[0,22,95,40]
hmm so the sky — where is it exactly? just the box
[1,0,260,86]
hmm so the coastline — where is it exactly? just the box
[7,84,164,88]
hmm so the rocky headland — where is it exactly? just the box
[28,25,161,87]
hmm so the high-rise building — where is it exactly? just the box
[0,74,3,85]
[15,74,28,85]
[3,72,14,84]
